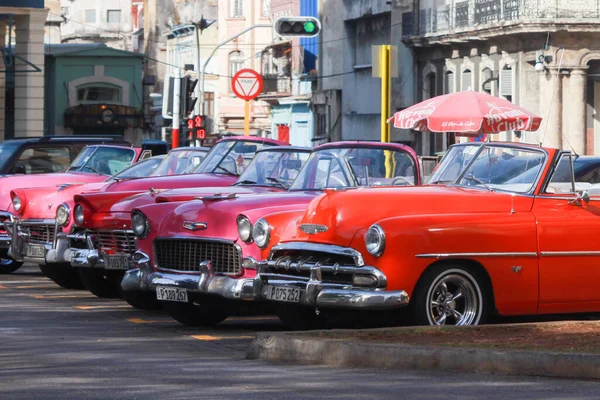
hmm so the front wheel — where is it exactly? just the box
[411,264,491,326]
[79,268,121,298]
[163,301,228,327]
[0,256,23,274]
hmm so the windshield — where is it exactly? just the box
[429,144,546,193]
[105,156,165,182]
[195,140,274,176]
[234,149,310,188]
[68,146,136,175]
[289,146,417,191]
[0,142,20,169]
[151,148,208,176]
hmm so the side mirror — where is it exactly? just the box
[569,190,590,206]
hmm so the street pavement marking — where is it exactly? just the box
[0,285,6,289]
[191,335,254,341]
[0,279,51,284]
[127,318,174,324]
[15,285,57,289]
[32,294,95,299]
[76,305,132,310]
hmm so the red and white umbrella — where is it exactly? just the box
[388,90,542,134]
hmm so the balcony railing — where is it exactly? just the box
[260,74,292,96]
[403,0,600,38]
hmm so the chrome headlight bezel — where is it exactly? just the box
[365,224,386,257]
[12,195,22,213]
[237,215,253,243]
[253,218,271,249]
[56,203,71,227]
[131,211,150,239]
[74,204,85,226]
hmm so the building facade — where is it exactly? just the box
[0,1,48,140]
[397,0,600,155]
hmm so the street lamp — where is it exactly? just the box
[186,16,216,117]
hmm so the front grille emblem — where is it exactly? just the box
[183,221,208,231]
[300,224,328,234]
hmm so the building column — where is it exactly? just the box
[567,68,587,154]
[539,69,562,149]
[14,9,48,137]
[0,19,6,141]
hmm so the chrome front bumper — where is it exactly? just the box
[70,230,136,270]
[121,251,258,301]
[8,218,74,265]
[0,211,15,250]
[253,244,410,310]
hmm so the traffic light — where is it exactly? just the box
[181,76,198,118]
[274,17,321,38]
[186,115,206,140]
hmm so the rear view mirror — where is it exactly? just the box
[236,144,258,154]
[282,159,302,169]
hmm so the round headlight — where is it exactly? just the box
[12,195,22,212]
[74,204,85,226]
[131,211,149,238]
[365,224,386,257]
[56,203,70,226]
[253,218,271,249]
[237,215,253,243]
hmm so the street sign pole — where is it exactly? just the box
[172,69,182,148]
[244,101,250,136]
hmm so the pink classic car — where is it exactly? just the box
[120,141,422,325]
[6,147,208,283]
[65,136,288,293]
[0,144,148,274]
[73,146,311,300]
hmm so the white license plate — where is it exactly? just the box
[26,244,45,258]
[156,286,188,303]
[264,285,301,303]
[104,255,130,270]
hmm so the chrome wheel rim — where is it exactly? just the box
[427,273,479,326]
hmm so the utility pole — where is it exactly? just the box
[172,68,182,148]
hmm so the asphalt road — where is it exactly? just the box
[1,264,599,399]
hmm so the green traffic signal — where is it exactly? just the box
[303,21,316,33]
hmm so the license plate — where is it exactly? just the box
[156,286,188,303]
[264,285,301,303]
[104,255,130,270]
[26,244,45,258]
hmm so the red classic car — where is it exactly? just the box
[0,144,149,274]
[120,141,422,325]
[252,142,600,329]
[5,147,209,281]
[67,136,288,294]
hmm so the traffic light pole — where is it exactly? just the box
[172,69,182,148]
[199,24,272,115]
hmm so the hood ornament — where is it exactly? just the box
[300,224,328,235]
[183,221,208,231]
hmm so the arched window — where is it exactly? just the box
[230,50,245,77]
[461,69,472,91]
[76,84,121,103]
[423,72,436,100]
[444,71,454,94]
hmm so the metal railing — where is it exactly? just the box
[261,74,292,95]
[403,0,600,38]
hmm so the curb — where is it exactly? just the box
[247,333,600,380]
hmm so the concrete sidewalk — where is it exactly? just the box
[247,331,600,380]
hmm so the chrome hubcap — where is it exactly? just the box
[428,273,479,326]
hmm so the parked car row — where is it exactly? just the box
[4,136,599,329]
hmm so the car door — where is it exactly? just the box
[533,152,600,313]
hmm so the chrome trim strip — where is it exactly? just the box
[416,252,538,258]
[540,251,600,257]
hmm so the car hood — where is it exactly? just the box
[0,172,103,211]
[11,181,109,219]
[280,185,535,247]
[146,191,318,239]
[102,172,237,192]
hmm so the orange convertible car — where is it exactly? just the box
[250,142,600,328]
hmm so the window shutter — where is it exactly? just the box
[500,67,513,97]
[461,70,472,91]
[444,72,454,94]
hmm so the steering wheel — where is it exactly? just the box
[391,177,412,186]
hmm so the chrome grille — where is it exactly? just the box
[154,238,242,275]
[25,223,56,245]
[90,230,137,255]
